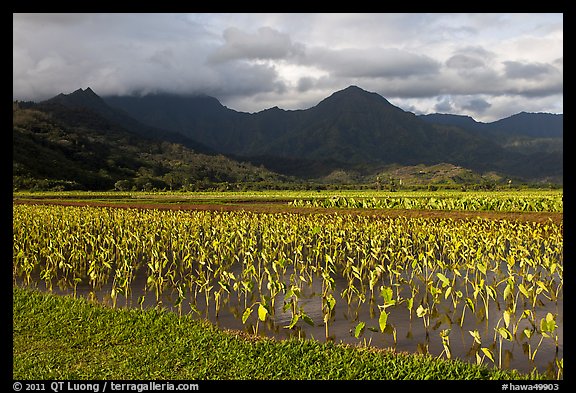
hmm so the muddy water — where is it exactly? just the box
[20,262,562,378]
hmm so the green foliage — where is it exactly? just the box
[290,192,563,212]
[13,103,292,191]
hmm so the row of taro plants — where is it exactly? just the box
[13,204,563,378]
[289,194,563,212]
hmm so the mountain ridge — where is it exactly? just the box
[13,100,291,191]
[42,88,217,155]
[419,111,563,138]
[100,85,561,182]
[24,85,562,184]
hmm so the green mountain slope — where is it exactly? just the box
[103,86,562,183]
[12,102,291,191]
[419,112,563,154]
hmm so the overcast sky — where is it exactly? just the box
[13,13,563,122]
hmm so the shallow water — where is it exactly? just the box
[19,262,562,378]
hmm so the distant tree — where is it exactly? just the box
[388,177,397,192]
[163,173,179,191]
[114,180,132,191]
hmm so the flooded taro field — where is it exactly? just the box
[13,201,563,378]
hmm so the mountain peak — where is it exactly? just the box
[341,85,366,92]
[336,85,380,97]
[70,87,98,97]
[313,85,397,114]
[46,87,105,109]
[83,87,97,96]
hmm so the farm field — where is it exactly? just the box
[13,189,563,224]
[12,189,563,379]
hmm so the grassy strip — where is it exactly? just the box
[13,287,545,380]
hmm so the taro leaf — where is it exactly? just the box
[475,352,482,365]
[242,306,253,324]
[486,285,497,300]
[381,286,394,304]
[477,262,487,275]
[469,330,481,345]
[444,286,452,300]
[503,281,514,301]
[416,304,428,318]
[379,310,388,332]
[301,312,314,326]
[286,314,300,329]
[518,283,531,299]
[481,347,495,363]
[497,326,513,341]
[354,321,365,338]
[540,312,556,335]
[258,303,268,322]
[503,310,511,328]
[326,294,336,311]
[436,272,449,287]
[406,297,414,312]
[536,281,549,294]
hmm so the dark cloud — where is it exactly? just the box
[445,47,495,74]
[306,47,441,78]
[553,57,563,67]
[502,82,564,98]
[503,61,557,80]
[297,77,315,92]
[461,97,491,113]
[208,26,304,63]
[446,54,485,69]
[434,96,454,112]
[208,62,287,99]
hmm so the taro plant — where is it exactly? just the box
[378,285,396,333]
[282,282,314,333]
[320,255,337,340]
[522,312,559,365]
[12,200,563,378]
[242,298,271,335]
[439,329,452,359]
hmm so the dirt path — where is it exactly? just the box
[13,198,563,225]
